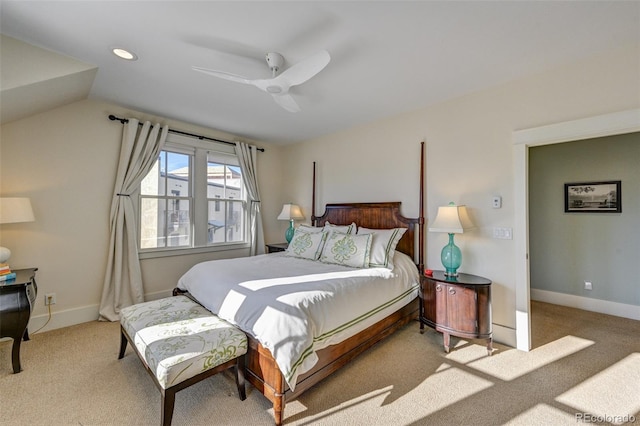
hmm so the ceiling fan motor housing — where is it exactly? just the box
[265,52,284,73]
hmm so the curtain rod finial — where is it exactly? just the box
[108,114,128,124]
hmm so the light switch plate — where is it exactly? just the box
[493,227,512,239]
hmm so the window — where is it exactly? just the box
[137,134,248,255]
[206,159,245,244]
[140,151,191,249]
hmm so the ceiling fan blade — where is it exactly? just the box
[272,93,300,113]
[192,66,255,86]
[193,66,279,95]
[276,50,330,87]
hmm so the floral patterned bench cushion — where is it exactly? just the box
[120,296,247,389]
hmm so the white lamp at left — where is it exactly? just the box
[0,198,35,264]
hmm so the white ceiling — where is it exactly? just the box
[1,1,638,145]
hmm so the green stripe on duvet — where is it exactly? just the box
[284,284,418,383]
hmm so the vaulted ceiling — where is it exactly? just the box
[1,1,638,144]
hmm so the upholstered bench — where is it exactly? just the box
[118,295,248,426]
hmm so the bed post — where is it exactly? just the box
[418,141,425,273]
[311,161,317,226]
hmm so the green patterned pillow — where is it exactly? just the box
[319,232,372,268]
[323,221,356,234]
[285,229,328,260]
[356,227,407,269]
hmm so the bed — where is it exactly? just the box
[175,144,425,425]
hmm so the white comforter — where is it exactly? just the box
[177,251,419,390]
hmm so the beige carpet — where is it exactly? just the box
[1,301,639,425]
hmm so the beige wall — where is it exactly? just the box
[282,44,640,340]
[0,99,284,330]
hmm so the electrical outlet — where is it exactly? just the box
[584,281,593,290]
[492,196,502,209]
[45,293,56,305]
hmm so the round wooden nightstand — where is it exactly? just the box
[419,270,492,355]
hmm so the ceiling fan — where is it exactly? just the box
[192,50,330,113]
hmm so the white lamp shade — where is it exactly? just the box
[277,203,304,221]
[0,247,10,263]
[429,204,473,234]
[0,198,35,224]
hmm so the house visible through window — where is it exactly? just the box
[206,159,245,244]
[138,134,247,254]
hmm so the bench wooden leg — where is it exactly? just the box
[118,328,128,359]
[236,355,246,401]
[161,388,176,426]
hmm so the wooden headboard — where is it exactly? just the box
[313,202,419,262]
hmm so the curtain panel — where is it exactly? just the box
[99,120,169,321]
[235,142,265,255]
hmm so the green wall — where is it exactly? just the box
[529,132,640,305]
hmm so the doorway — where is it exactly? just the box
[512,108,640,351]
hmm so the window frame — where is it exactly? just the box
[136,133,250,259]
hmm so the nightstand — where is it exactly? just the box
[419,270,492,355]
[266,243,288,253]
[0,267,38,373]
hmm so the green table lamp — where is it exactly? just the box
[428,202,474,277]
[277,203,304,243]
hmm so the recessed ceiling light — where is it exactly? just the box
[112,47,138,61]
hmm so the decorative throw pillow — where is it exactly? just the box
[319,232,372,268]
[285,229,327,260]
[356,227,407,269]
[323,221,356,235]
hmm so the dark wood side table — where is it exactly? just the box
[266,243,288,253]
[0,267,38,373]
[419,270,492,355]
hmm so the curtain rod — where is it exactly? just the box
[108,114,264,152]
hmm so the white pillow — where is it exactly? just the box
[319,232,372,268]
[323,221,356,234]
[285,229,328,260]
[297,224,324,233]
[356,227,407,269]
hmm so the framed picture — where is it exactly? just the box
[564,181,621,213]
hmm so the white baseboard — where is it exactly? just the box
[28,289,176,333]
[29,304,100,334]
[492,323,516,348]
[145,289,174,301]
[531,289,640,321]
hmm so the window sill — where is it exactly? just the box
[138,243,251,260]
